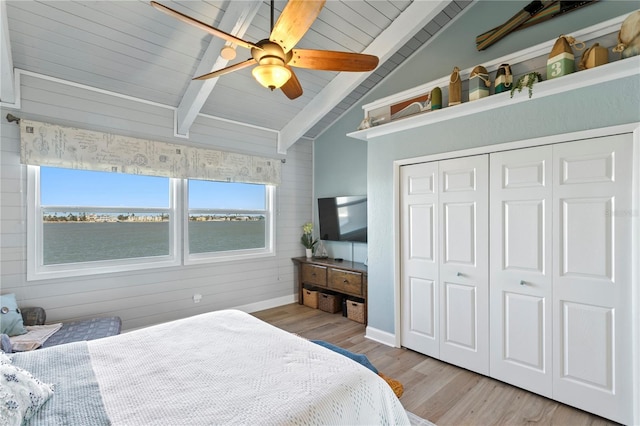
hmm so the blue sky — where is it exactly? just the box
[41,167,265,210]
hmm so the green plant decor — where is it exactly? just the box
[510,72,543,99]
[300,222,318,250]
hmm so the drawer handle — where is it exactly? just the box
[343,279,349,284]
[311,272,316,276]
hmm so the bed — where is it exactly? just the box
[3,309,410,425]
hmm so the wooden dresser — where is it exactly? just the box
[292,257,367,323]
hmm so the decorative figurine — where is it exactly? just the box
[579,43,608,70]
[613,10,640,59]
[469,65,491,101]
[547,35,584,80]
[448,67,462,106]
[357,114,372,130]
[430,87,442,110]
[494,64,513,94]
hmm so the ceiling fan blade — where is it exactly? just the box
[280,67,303,99]
[193,58,256,80]
[270,0,325,53]
[150,1,261,51]
[289,49,378,72]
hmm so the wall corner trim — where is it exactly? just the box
[365,325,398,347]
[233,294,296,314]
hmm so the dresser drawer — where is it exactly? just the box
[328,268,363,296]
[301,263,327,287]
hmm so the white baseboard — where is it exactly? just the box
[365,325,398,347]
[234,294,297,314]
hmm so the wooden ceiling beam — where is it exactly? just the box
[277,0,451,154]
[174,0,262,137]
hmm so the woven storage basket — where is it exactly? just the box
[347,299,365,324]
[318,292,342,313]
[303,288,319,309]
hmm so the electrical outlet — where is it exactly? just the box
[193,293,202,303]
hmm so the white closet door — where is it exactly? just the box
[400,162,440,357]
[438,155,489,375]
[552,134,633,425]
[489,146,553,397]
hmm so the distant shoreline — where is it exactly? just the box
[43,217,263,223]
[43,220,168,223]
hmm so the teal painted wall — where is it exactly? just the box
[314,1,640,333]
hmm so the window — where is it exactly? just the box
[185,179,275,264]
[27,166,274,280]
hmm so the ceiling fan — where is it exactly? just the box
[150,0,379,100]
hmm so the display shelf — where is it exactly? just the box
[348,56,639,141]
[347,13,638,141]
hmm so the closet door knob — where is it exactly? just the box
[520,280,526,286]
[457,272,463,277]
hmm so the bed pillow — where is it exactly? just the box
[0,334,12,354]
[0,294,27,337]
[0,357,54,424]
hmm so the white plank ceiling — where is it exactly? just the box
[2,0,472,152]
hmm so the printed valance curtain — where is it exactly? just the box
[19,120,281,185]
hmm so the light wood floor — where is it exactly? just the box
[252,303,619,426]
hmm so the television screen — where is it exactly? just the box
[318,196,367,243]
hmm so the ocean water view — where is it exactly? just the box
[43,221,266,265]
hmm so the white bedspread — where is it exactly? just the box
[88,309,410,425]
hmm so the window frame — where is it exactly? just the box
[27,166,275,281]
[183,180,275,265]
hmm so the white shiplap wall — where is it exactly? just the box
[0,73,312,331]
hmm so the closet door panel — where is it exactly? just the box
[503,292,545,368]
[552,134,634,425]
[439,155,489,375]
[504,200,545,271]
[443,282,476,349]
[490,146,553,397]
[400,162,440,357]
[443,202,476,265]
[560,197,613,279]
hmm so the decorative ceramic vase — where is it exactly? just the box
[305,248,312,258]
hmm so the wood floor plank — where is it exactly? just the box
[252,303,619,425]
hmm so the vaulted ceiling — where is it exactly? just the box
[1,1,472,152]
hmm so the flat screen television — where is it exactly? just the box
[318,196,367,243]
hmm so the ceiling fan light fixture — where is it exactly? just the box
[152,0,378,99]
[252,58,291,91]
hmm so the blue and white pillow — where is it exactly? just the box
[0,353,54,424]
[0,294,27,337]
